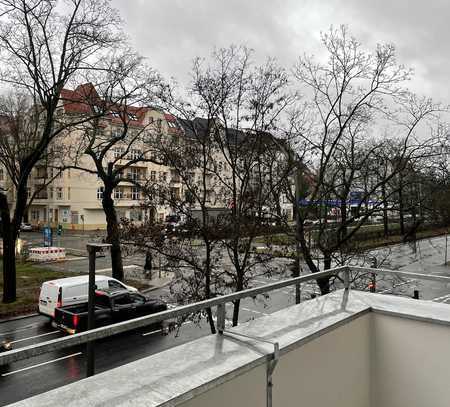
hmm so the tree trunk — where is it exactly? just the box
[382,183,389,237]
[398,182,405,235]
[2,229,17,304]
[232,274,244,326]
[340,201,348,242]
[0,193,16,303]
[204,239,216,334]
[317,253,332,295]
[102,188,124,281]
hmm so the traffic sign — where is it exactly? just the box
[43,227,52,247]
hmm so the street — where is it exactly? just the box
[2,233,450,405]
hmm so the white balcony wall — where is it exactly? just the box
[180,315,371,407]
[372,313,450,407]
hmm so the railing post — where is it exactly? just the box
[267,342,279,407]
[217,303,226,334]
[343,267,350,290]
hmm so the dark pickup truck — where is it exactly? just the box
[54,288,169,334]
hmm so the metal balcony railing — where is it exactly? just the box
[1,265,450,368]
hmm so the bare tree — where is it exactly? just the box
[65,53,161,281]
[289,26,442,294]
[0,0,120,302]
[182,47,297,326]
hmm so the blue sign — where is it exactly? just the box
[43,227,52,247]
[299,198,381,207]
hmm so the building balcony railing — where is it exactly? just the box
[113,193,142,201]
[4,266,450,406]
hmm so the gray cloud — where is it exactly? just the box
[112,0,450,103]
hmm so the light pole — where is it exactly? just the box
[86,242,111,377]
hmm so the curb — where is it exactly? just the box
[0,312,40,324]
[141,278,173,294]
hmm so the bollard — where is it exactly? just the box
[413,290,419,300]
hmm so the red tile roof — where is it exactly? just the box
[60,83,151,127]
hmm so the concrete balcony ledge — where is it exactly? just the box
[9,290,450,407]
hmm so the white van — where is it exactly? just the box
[38,275,138,318]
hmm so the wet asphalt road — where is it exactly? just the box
[2,235,450,405]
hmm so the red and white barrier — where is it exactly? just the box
[29,247,66,262]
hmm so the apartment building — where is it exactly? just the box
[20,85,182,230]
[18,84,293,230]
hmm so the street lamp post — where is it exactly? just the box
[86,242,111,377]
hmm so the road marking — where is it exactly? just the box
[10,331,59,344]
[0,323,40,337]
[142,329,162,336]
[95,265,139,273]
[241,307,270,316]
[1,352,82,377]
[432,293,450,302]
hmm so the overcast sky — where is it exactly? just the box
[112,0,450,104]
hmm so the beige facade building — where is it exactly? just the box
[23,85,186,230]
[13,84,293,230]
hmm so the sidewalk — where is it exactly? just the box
[141,270,174,293]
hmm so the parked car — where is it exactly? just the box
[20,222,33,231]
[38,275,138,319]
[54,288,169,334]
[304,219,320,226]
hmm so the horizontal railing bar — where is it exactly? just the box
[0,267,345,365]
[348,266,450,283]
[3,264,450,366]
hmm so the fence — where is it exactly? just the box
[1,265,450,367]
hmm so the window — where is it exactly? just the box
[71,211,79,224]
[129,293,145,304]
[97,187,104,200]
[114,187,124,199]
[113,294,133,306]
[131,187,140,200]
[0,168,3,180]
[56,187,63,200]
[113,147,124,159]
[111,127,122,138]
[31,210,40,221]
[159,171,167,182]
[127,168,139,180]
[128,149,141,160]
[95,293,111,308]
[150,171,156,181]
[110,111,121,118]
[128,112,138,121]
[167,121,177,128]
[108,280,125,290]
[130,209,143,221]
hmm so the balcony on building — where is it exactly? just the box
[9,268,450,407]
